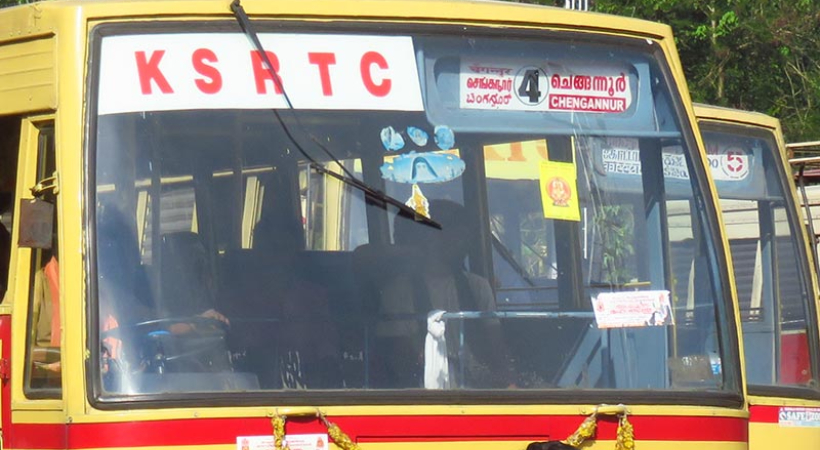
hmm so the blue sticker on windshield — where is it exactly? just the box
[380,151,466,184]
[434,125,455,150]
[380,126,405,151]
[407,126,429,147]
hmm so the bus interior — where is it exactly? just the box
[88,29,737,399]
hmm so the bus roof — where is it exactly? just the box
[0,0,675,43]
[693,103,781,132]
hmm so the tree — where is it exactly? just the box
[505,0,820,141]
[0,0,28,8]
[594,0,820,141]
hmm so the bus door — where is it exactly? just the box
[1,115,67,448]
[696,108,820,448]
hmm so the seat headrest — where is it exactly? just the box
[158,231,213,316]
[161,232,207,259]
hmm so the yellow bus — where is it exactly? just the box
[694,104,820,447]
[0,1,746,449]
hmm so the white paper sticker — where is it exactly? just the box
[460,60,633,113]
[237,434,330,450]
[98,33,423,115]
[237,435,273,450]
[778,407,820,428]
[597,139,750,182]
[592,290,674,329]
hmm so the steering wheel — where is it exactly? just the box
[133,316,229,335]
[107,316,231,374]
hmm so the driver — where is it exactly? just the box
[156,231,230,332]
[96,210,230,388]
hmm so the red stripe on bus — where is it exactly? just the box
[7,414,747,448]
[12,423,67,449]
[0,316,28,449]
[749,404,780,424]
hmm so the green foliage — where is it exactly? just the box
[0,0,29,8]
[520,212,554,278]
[502,0,820,141]
[594,204,635,285]
[592,0,820,142]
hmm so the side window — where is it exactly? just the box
[0,116,20,300]
[707,128,819,390]
[24,123,60,397]
[723,195,817,388]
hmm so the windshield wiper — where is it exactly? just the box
[489,230,536,287]
[229,0,441,230]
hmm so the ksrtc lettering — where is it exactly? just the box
[192,48,222,94]
[308,52,337,96]
[360,51,391,97]
[135,50,174,94]
[251,50,283,94]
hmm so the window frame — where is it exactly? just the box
[15,116,63,406]
[84,21,742,409]
[700,120,820,400]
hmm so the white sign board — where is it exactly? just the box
[98,34,423,115]
[459,60,632,113]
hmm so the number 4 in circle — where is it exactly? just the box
[515,66,547,106]
[518,69,542,103]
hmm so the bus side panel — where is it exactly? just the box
[0,38,56,116]
[750,404,820,448]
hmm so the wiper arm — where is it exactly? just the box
[230,0,441,230]
[309,163,441,228]
[490,231,536,287]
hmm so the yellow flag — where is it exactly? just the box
[540,160,580,222]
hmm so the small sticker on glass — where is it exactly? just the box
[591,290,674,329]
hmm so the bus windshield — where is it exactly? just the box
[91,25,738,400]
[700,119,820,393]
